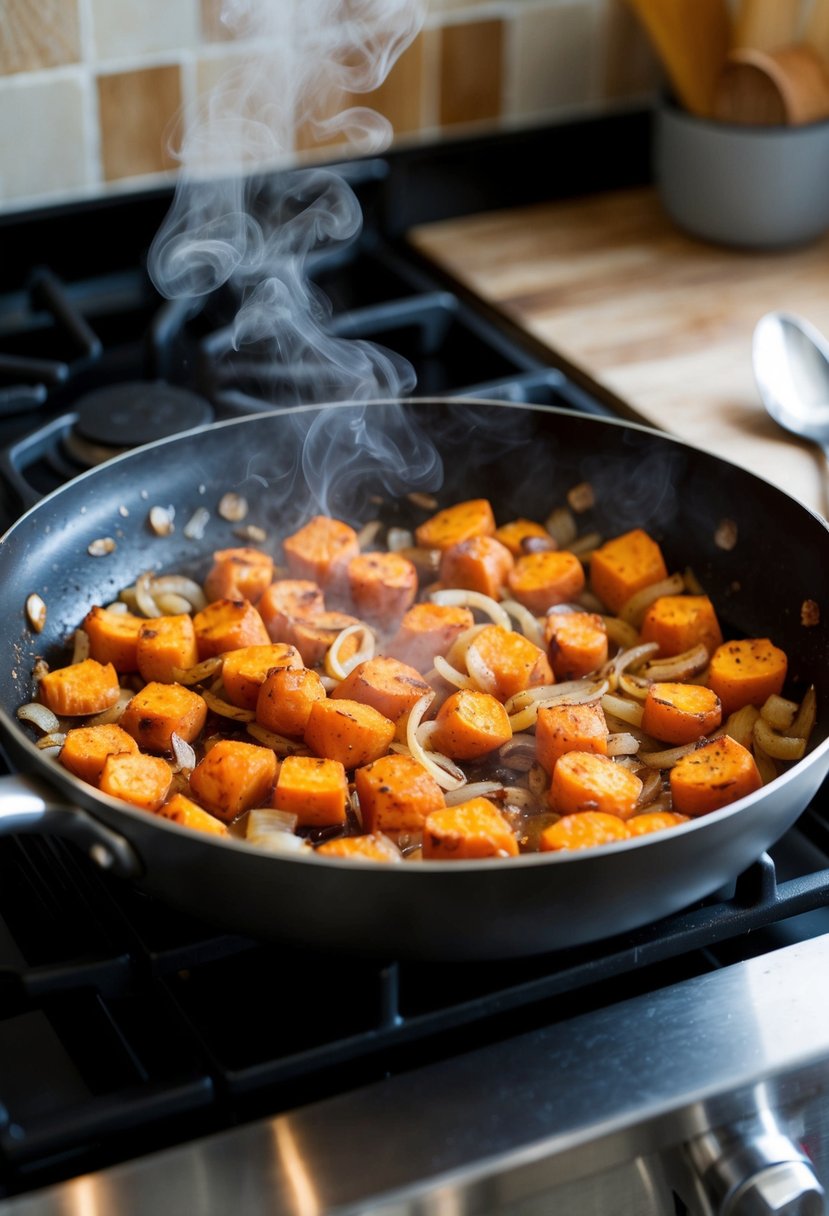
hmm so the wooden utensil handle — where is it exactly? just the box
[733,0,803,51]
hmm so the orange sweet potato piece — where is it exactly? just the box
[627,810,689,836]
[385,602,475,672]
[438,535,514,600]
[506,550,585,613]
[136,614,199,684]
[316,834,401,862]
[258,579,326,642]
[83,606,144,672]
[204,547,274,603]
[539,811,630,852]
[284,610,364,668]
[589,528,668,615]
[39,658,120,718]
[193,598,270,658]
[669,735,762,817]
[430,688,512,760]
[304,698,396,768]
[535,702,609,775]
[354,753,445,834]
[346,551,418,621]
[99,752,172,812]
[330,656,431,723]
[544,611,609,680]
[282,515,359,588]
[548,751,643,820]
[256,665,327,736]
[189,739,278,821]
[273,754,349,827]
[59,723,138,786]
[494,518,555,557]
[422,797,519,860]
[464,624,553,700]
[707,638,788,717]
[641,681,722,745]
[640,594,723,658]
[157,792,229,836]
[221,643,302,709]
[120,682,207,753]
[414,498,496,551]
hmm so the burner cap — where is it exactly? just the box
[74,381,214,448]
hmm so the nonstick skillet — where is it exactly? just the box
[0,398,827,961]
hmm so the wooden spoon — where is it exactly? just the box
[624,0,731,117]
[804,0,829,62]
[732,0,803,52]
[714,43,829,125]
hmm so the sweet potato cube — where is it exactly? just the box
[544,611,609,680]
[494,517,554,557]
[431,689,512,760]
[273,754,349,827]
[506,550,585,614]
[464,625,553,700]
[414,498,495,551]
[136,614,199,684]
[221,643,302,709]
[303,698,396,768]
[256,665,327,736]
[539,811,630,852]
[641,682,722,745]
[282,516,359,588]
[189,739,278,821]
[59,723,138,786]
[39,658,120,718]
[589,528,668,615]
[330,656,431,723]
[706,637,788,717]
[549,751,642,820]
[99,752,172,812]
[670,735,762,817]
[535,702,609,775]
[258,579,326,642]
[422,798,519,860]
[626,811,689,836]
[386,602,474,672]
[347,551,418,621]
[315,834,401,862]
[438,535,514,600]
[640,594,723,658]
[355,753,445,834]
[83,606,144,672]
[283,611,364,668]
[193,598,270,658]
[120,682,207,753]
[204,547,274,603]
[158,793,229,836]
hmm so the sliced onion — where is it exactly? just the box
[618,671,651,702]
[752,717,806,762]
[607,731,640,756]
[71,628,91,664]
[246,722,311,756]
[86,688,132,726]
[170,731,196,772]
[430,588,511,630]
[102,601,129,615]
[636,768,664,807]
[183,507,210,540]
[602,616,640,651]
[500,599,544,647]
[568,531,602,559]
[760,694,798,732]
[151,576,208,611]
[791,685,817,742]
[387,527,414,552]
[17,702,61,734]
[248,829,310,855]
[247,807,298,837]
[642,643,709,683]
[202,689,255,721]
[172,656,224,686]
[501,786,540,810]
[638,738,713,769]
[325,623,375,681]
[723,705,759,749]
[445,624,488,669]
[135,571,162,618]
[465,642,498,696]
[154,593,193,616]
[600,693,644,729]
[618,573,685,627]
[357,520,383,549]
[527,761,547,796]
[507,680,609,732]
[752,744,779,786]
[432,653,474,690]
[36,731,67,749]
[444,780,503,806]
[406,692,466,791]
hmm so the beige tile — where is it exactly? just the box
[0,0,81,74]
[355,31,426,136]
[511,1,602,118]
[439,19,504,126]
[601,0,663,100]
[97,65,182,180]
[0,75,88,202]
[90,0,199,59]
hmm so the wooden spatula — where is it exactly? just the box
[732,0,803,51]
[805,0,829,63]
[624,0,731,117]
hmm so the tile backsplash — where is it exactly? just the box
[0,0,660,214]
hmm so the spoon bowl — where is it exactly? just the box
[753,311,829,460]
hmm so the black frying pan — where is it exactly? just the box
[0,399,827,960]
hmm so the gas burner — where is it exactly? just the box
[64,381,215,467]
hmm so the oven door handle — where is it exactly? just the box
[0,771,142,878]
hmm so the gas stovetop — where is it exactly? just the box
[2,123,829,1215]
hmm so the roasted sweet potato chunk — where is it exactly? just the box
[386,602,474,672]
[304,698,396,769]
[707,638,788,717]
[535,702,609,775]
[507,550,585,613]
[544,611,608,680]
[136,614,199,685]
[549,751,642,820]
[539,811,630,852]
[83,606,144,672]
[589,528,668,615]
[347,551,418,621]
[355,753,445,834]
[640,594,723,658]
[221,643,302,709]
[189,739,278,821]
[60,723,138,786]
[464,624,553,700]
[670,735,762,817]
[430,688,512,760]
[273,754,349,827]
[99,751,172,812]
[330,656,430,723]
[422,797,518,860]
[204,547,274,603]
[193,598,270,658]
[438,535,514,600]
[282,515,359,588]
[158,793,229,836]
[39,658,120,718]
[120,682,207,753]
[256,665,327,736]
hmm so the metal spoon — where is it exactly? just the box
[753,311,829,466]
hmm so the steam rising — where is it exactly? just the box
[149,0,425,420]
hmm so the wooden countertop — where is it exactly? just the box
[409,187,829,519]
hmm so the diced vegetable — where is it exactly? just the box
[39,658,121,718]
[540,811,630,851]
[494,517,554,557]
[120,682,207,753]
[438,535,514,600]
[99,751,172,812]
[273,754,349,827]
[640,594,723,658]
[506,549,585,613]
[535,702,609,775]
[347,551,418,621]
[189,739,278,821]
[136,614,199,684]
[221,643,302,709]
[386,602,475,672]
[430,689,512,760]
[549,750,643,820]
[193,598,270,658]
[414,498,496,551]
[669,735,762,816]
[355,753,445,834]
[304,698,396,768]
[256,665,327,737]
[464,624,553,700]
[330,656,431,723]
[60,723,138,785]
[422,797,518,859]
[589,528,668,615]
[544,611,608,680]
[316,834,401,862]
[282,515,359,587]
[83,606,144,672]
[204,547,274,603]
[641,682,722,745]
[157,792,229,836]
[707,638,788,716]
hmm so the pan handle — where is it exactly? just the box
[0,771,142,878]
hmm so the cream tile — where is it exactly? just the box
[0,0,81,74]
[90,0,199,59]
[0,75,88,203]
[511,0,603,118]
